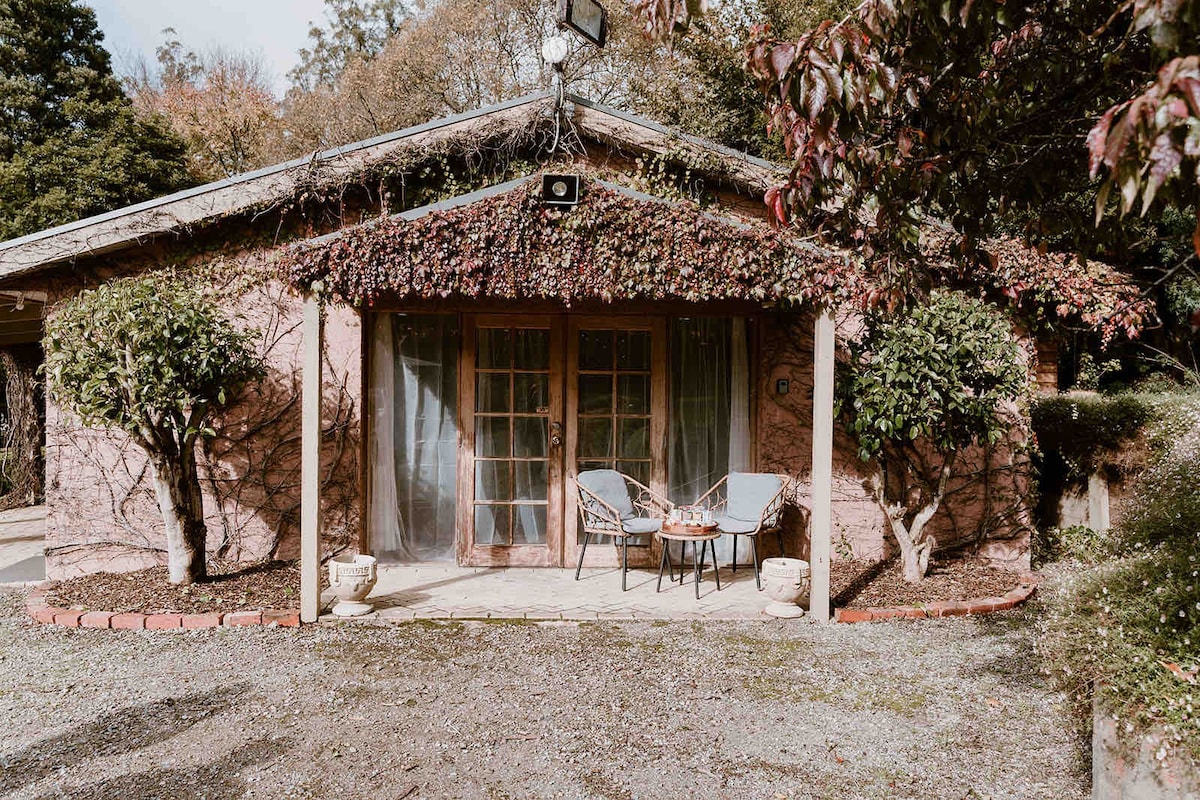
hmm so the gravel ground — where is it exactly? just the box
[0,587,1087,800]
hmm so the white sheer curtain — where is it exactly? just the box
[369,315,411,560]
[729,318,751,474]
[668,317,752,563]
[369,314,459,562]
[726,318,752,564]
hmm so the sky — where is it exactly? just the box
[88,0,329,96]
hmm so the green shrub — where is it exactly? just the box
[1031,393,1156,481]
[1040,394,1200,762]
[1072,353,1121,391]
[1032,524,1109,567]
[1165,274,1200,324]
[1040,545,1199,761]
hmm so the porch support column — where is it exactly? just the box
[300,292,324,624]
[809,307,835,623]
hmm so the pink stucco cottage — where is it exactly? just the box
[0,92,1140,620]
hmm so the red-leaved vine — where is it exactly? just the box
[286,179,1150,341]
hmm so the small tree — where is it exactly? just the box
[44,275,262,584]
[839,291,1028,582]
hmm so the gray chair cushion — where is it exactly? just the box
[577,469,635,520]
[620,517,662,535]
[725,472,783,523]
[714,514,759,534]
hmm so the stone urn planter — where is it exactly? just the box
[327,554,378,617]
[761,557,810,619]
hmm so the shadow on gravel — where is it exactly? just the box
[970,604,1094,781]
[964,606,1044,691]
[0,683,249,795]
[63,736,293,800]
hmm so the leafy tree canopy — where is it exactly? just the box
[44,275,261,448]
[628,0,854,159]
[288,0,414,91]
[0,0,189,240]
[43,274,263,584]
[125,32,281,181]
[640,0,1198,285]
[840,291,1029,461]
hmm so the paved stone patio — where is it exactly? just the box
[0,504,44,585]
[321,559,775,622]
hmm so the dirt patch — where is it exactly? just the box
[44,560,299,614]
[832,555,1024,609]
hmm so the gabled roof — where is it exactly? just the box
[0,93,783,281]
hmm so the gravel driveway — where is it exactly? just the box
[0,588,1087,799]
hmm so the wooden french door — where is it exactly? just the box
[564,316,668,569]
[459,314,666,567]
[459,315,565,566]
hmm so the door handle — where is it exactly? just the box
[550,421,563,448]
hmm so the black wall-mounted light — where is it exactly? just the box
[542,174,580,206]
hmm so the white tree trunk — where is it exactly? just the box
[149,446,208,584]
[870,453,955,583]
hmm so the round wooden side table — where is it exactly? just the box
[656,522,721,598]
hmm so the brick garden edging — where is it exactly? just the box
[834,576,1038,623]
[24,584,301,630]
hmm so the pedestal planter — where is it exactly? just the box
[762,557,810,618]
[327,554,378,617]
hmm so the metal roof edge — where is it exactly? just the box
[0,91,555,254]
[296,174,845,265]
[301,175,538,247]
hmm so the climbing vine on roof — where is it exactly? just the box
[925,230,1157,345]
[286,181,865,308]
[285,178,1154,342]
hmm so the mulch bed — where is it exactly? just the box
[40,554,1023,615]
[44,560,300,615]
[831,554,1024,609]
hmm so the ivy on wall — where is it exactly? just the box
[929,231,1157,345]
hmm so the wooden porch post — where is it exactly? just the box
[300,292,324,624]
[810,307,835,623]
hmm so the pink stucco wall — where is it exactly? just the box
[43,261,363,580]
[41,279,1031,579]
[756,313,1033,571]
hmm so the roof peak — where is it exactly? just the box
[0,92,781,279]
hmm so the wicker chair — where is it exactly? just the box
[575,469,674,591]
[695,472,790,590]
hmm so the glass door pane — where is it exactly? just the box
[668,317,753,564]
[472,324,552,549]
[574,327,655,542]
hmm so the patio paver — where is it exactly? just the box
[0,505,45,585]
[320,563,773,623]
